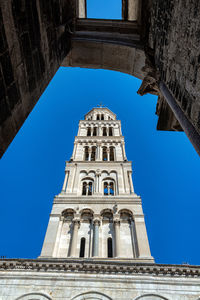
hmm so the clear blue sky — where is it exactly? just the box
[0,1,200,265]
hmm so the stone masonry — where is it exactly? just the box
[147,0,200,133]
[0,0,74,157]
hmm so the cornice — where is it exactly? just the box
[0,259,200,278]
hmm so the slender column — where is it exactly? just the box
[99,146,103,161]
[69,219,80,257]
[78,0,86,18]
[160,82,200,156]
[107,148,110,161]
[128,171,134,193]
[106,127,109,136]
[62,171,69,192]
[96,143,101,161]
[130,220,138,258]
[92,218,100,257]
[88,148,92,161]
[99,126,102,136]
[114,218,121,257]
[121,141,127,160]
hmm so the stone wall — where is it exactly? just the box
[0,0,74,157]
[1,259,200,300]
[148,0,200,134]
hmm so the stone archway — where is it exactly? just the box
[71,291,112,300]
[135,295,169,300]
[16,293,52,300]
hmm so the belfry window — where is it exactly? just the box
[103,127,107,136]
[84,147,89,161]
[109,127,113,136]
[102,147,107,161]
[82,181,93,196]
[101,114,104,120]
[79,238,86,257]
[91,146,96,161]
[93,127,97,136]
[87,127,91,136]
[103,180,115,196]
[88,182,93,195]
[110,147,115,161]
[82,182,87,195]
[107,238,113,258]
[104,182,108,195]
[97,114,100,120]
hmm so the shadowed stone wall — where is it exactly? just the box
[0,0,74,157]
[148,0,200,133]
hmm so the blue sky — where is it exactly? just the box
[0,67,199,264]
[0,1,200,265]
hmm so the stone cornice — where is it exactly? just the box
[0,259,200,278]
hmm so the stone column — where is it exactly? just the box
[78,0,86,18]
[130,220,138,258]
[99,126,102,136]
[69,219,80,257]
[128,171,134,194]
[114,217,121,257]
[96,143,101,161]
[88,148,92,161]
[121,141,127,160]
[62,171,69,192]
[92,218,100,257]
[106,126,109,136]
[107,148,110,161]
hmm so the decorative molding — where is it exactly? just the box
[0,259,200,277]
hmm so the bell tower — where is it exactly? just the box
[40,107,154,262]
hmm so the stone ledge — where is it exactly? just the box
[0,259,199,277]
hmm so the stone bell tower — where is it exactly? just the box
[40,106,153,262]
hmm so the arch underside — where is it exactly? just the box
[62,19,145,80]
[62,40,145,80]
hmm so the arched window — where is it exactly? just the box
[87,127,91,136]
[91,146,96,161]
[79,237,86,257]
[110,147,115,161]
[103,127,107,136]
[97,114,100,120]
[82,181,93,196]
[84,147,89,161]
[102,147,107,161]
[101,114,104,120]
[103,180,115,196]
[88,182,93,195]
[93,127,97,136]
[107,237,113,257]
[110,182,114,195]
[104,182,108,195]
[82,182,87,195]
[109,127,113,136]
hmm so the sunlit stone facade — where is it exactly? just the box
[0,108,200,300]
[40,107,153,262]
